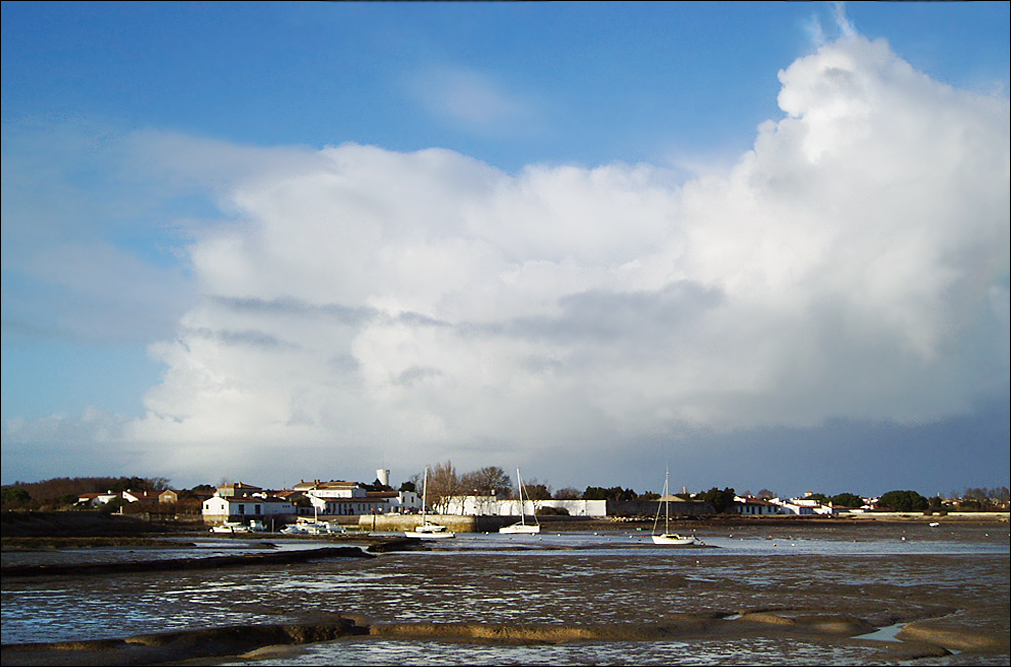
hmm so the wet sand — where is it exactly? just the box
[2,521,1008,666]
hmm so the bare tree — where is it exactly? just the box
[553,487,580,500]
[424,461,460,514]
[460,466,513,497]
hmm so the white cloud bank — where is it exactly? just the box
[125,34,1008,483]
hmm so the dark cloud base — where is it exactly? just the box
[543,397,1010,499]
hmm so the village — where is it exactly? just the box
[62,466,999,534]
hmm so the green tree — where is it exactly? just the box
[583,486,638,502]
[698,487,737,514]
[553,487,580,500]
[522,479,553,501]
[829,492,864,508]
[1,486,31,507]
[878,490,929,512]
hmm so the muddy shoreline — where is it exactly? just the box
[2,607,1006,666]
[0,544,379,578]
[3,520,1007,666]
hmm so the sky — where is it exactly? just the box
[2,2,1009,499]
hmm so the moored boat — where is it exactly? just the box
[499,468,541,534]
[652,469,697,546]
[405,467,456,539]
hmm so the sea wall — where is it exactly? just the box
[358,514,518,533]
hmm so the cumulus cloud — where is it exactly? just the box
[124,34,1008,482]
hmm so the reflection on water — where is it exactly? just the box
[2,523,1008,666]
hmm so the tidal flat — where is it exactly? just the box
[2,521,1008,666]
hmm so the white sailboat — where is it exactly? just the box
[499,468,541,534]
[652,469,696,546]
[405,467,456,539]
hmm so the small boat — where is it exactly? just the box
[406,522,456,538]
[405,467,456,539]
[652,469,696,546]
[499,468,541,534]
[210,522,249,534]
[282,507,346,535]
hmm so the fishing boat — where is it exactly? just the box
[499,468,541,534]
[405,467,456,539]
[652,469,696,546]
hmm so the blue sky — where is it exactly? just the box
[2,2,1009,498]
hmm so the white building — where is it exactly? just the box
[294,480,394,515]
[381,490,422,513]
[443,496,607,517]
[78,492,119,506]
[732,496,783,515]
[122,490,159,503]
[778,498,834,515]
[202,495,295,525]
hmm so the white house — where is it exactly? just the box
[295,479,366,499]
[391,489,422,513]
[778,498,834,515]
[122,490,160,503]
[78,492,119,506]
[732,496,783,516]
[202,495,295,525]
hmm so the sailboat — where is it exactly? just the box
[652,469,696,546]
[499,468,541,534]
[405,467,456,539]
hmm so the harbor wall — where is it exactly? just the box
[358,514,516,533]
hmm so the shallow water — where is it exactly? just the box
[2,523,1008,665]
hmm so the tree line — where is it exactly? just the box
[3,470,1008,515]
[0,477,209,512]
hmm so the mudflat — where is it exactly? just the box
[1,520,1008,666]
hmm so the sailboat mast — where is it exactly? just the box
[517,468,524,526]
[665,468,670,534]
[422,467,428,524]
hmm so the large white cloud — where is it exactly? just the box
[128,34,1009,483]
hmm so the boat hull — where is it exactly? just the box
[499,523,541,534]
[652,534,696,546]
[405,522,457,539]
[405,530,456,539]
